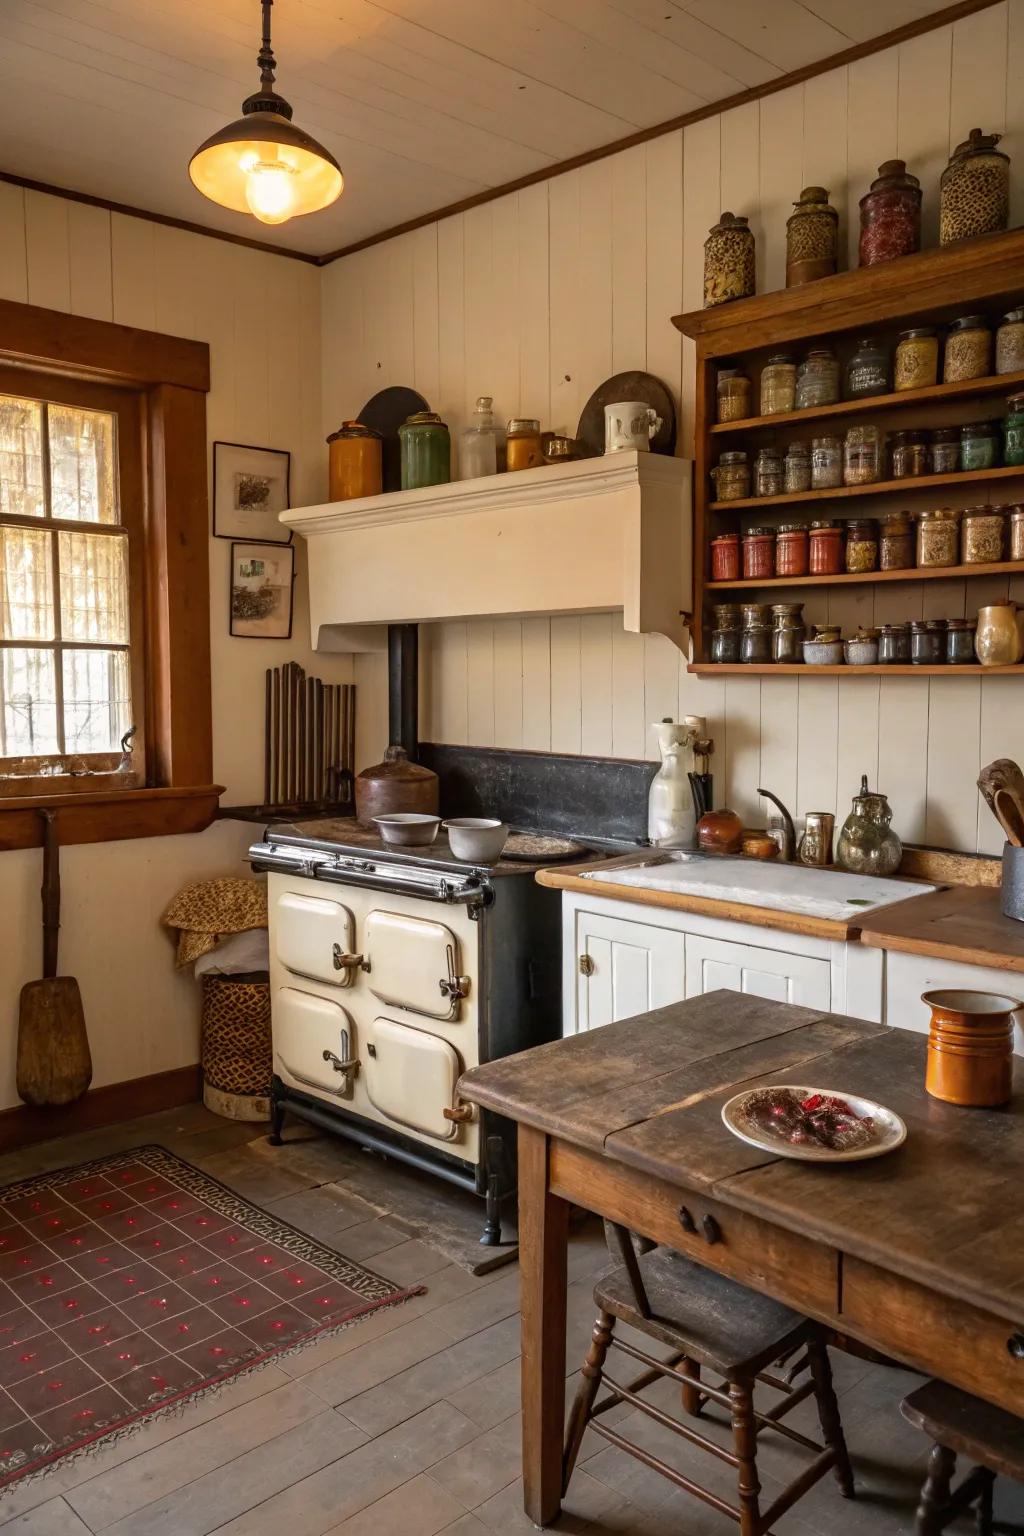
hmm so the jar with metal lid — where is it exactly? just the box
[996,310,1024,376]
[783,443,811,494]
[710,533,741,582]
[760,355,797,416]
[843,424,883,485]
[716,368,751,423]
[890,428,930,479]
[753,447,783,498]
[711,628,742,663]
[712,602,743,630]
[946,618,978,664]
[810,434,842,489]
[1003,393,1024,466]
[327,420,383,501]
[505,417,543,472]
[704,212,755,307]
[803,625,844,665]
[808,520,843,574]
[910,619,947,666]
[859,159,922,267]
[960,418,1000,472]
[845,337,889,399]
[771,602,805,663]
[894,329,939,392]
[939,128,1010,245]
[710,450,750,502]
[776,524,809,577]
[795,347,840,409]
[740,622,772,664]
[741,602,772,627]
[962,505,1005,564]
[786,187,839,286]
[916,508,960,568]
[879,513,914,571]
[878,623,911,664]
[845,518,879,574]
[399,411,450,489]
[1010,505,1024,561]
[930,427,960,475]
[742,526,776,579]
[943,315,992,382]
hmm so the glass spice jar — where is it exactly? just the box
[845,518,879,573]
[786,187,839,287]
[946,618,977,664]
[996,310,1024,376]
[505,418,543,471]
[843,424,883,485]
[795,347,840,409]
[943,315,992,382]
[845,337,889,398]
[711,450,750,502]
[704,212,756,307]
[754,447,783,498]
[811,434,843,489]
[776,524,809,577]
[1010,506,1024,561]
[760,355,797,415]
[711,628,742,663]
[716,368,752,423]
[784,443,811,494]
[962,505,1005,564]
[916,508,960,568]
[808,520,843,574]
[960,419,1000,472]
[858,159,922,267]
[712,602,743,628]
[890,428,930,479]
[878,623,912,664]
[742,527,776,579]
[910,619,947,665]
[939,129,1010,246]
[879,513,914,571]
[930,426,960,475]
[894,329,939,392]
[1003,393,1024,467]
[771,603,806,663]
[710,532,741,582]
[740,622,772,664]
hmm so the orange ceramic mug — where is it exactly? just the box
[921,989,1018,1107]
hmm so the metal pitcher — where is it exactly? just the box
[836,775,902,876]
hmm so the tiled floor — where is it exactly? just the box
[0,1105,1020,1535]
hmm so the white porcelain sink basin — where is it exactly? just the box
[580,850,935,922]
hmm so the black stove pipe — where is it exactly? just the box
[388,623,419,759]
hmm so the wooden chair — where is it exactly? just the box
[901,1379,1024,1535]
[563,1223,855,1536]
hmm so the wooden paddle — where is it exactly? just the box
[17,810,92,1107]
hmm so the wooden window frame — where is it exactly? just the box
[0,298,219,851]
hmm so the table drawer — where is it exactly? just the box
[842,1257,1024,1417]
[549,1141,838,1318]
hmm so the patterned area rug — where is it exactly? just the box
[0,1145,422,1488]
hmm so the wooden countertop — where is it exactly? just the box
[858,883,1024,975]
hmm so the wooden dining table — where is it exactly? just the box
[458,990,1024,1528]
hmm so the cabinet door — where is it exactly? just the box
[684,933,830,1008]
[575,911,687,1032]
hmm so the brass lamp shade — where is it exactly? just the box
[189,112,343,223]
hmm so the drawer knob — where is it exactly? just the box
[1008,1332,1024,1360]
[678,1205,697,1234]
[701,1214,722,1246]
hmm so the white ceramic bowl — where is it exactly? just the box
[444,818,509,863]
[373,813,441,847]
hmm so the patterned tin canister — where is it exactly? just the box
[399,411,451,490]
[703,212,755,308]
[940,129,1009,245]
[859,160,921,267]
[786,186,839,287]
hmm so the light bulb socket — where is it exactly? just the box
[242,88,294,121]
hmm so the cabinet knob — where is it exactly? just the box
[678,1205,697,1234]
[1007,1332,1024,1360]
[701,1214,722,1245]
[578,954,595,977]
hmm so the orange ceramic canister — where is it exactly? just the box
[328,422,382,501]
[922,988,1018,1107]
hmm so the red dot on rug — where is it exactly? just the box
[19,1353,35,1363]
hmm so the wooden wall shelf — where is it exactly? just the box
[711,464,1024,512]
[710,371,1024,436]
[688,663,1024,677]
[707,560,1024,592]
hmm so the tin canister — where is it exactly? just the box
[399,411,451,490]
[506,418,544,472]
[327,421,382,501]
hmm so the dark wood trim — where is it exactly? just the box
[0,298,209,391]
[0,1064,202,1154]
[316,0,1002,265]
[0,787,223,851]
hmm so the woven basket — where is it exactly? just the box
[200,973,272,1122]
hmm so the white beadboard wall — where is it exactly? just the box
[323,0,1024,857]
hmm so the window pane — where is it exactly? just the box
[0,526,54,640]
[0,395,44,519]
[0,647,58,757]
[48,404,117,524]
[59,531,129,643]
[62,649,131,754]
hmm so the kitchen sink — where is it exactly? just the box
[579,850,936,922]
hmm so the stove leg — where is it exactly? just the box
[268,1083,286,1147]
[481,1169,503,1246]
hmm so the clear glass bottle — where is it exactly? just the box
[459,395,500,480]
[810,434,842,489]
[783,443,811,493]
[795,347,840,408]
[753,447,783,498]
[843,424,883,485]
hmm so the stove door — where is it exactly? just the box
[275,891,359,987]
[364,910,468,1020]
[364,1017,463,1141]
[274,987,359,1100]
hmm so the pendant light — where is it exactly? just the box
[189,0,343,226]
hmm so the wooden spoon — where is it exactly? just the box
[978,759,1024,838]
[994,787,1024,848]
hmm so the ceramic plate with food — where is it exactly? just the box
[721,1085,906,1163]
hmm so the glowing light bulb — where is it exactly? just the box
[243,160,298,225]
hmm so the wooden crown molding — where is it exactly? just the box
[0,297,210,391]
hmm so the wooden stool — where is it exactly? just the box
[563,1229,854,1536]
[901,1379,1024,1535]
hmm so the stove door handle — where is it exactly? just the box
[333,945,370,974]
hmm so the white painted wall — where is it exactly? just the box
[322,0,1024,858]
[0,187,350,1110]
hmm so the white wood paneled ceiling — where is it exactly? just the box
[0,0,960,256]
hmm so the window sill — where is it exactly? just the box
[0,785,224,850]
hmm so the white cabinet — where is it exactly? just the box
[684,933,832,1009]
[883,951,1024,1055]
[574,909,687,1031]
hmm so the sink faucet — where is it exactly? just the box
[757,788,796,862]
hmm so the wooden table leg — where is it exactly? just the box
[518,1124,570,1527]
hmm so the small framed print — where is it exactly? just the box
[214,441,292,543]
[230,541,295,639]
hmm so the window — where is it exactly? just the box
[0,372,145,794]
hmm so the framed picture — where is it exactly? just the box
[214,441,291,543]
[229,541,295,639]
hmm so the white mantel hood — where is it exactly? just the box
[282,450,692,653]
